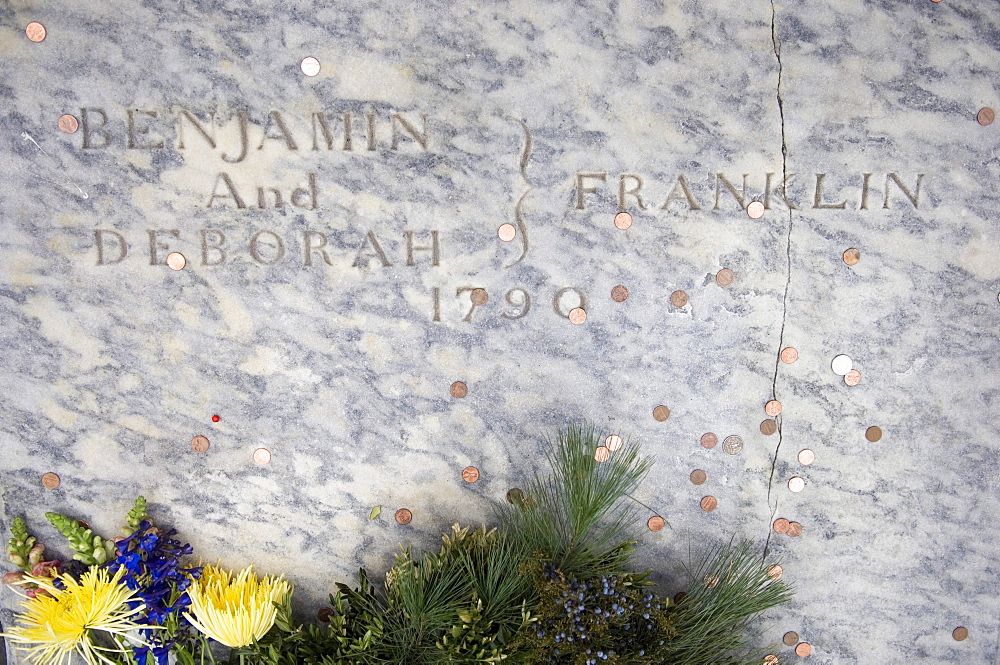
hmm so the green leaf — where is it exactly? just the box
[369,505,382,521]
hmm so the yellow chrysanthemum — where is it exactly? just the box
[0,566,146,665]
[184,565,291,648]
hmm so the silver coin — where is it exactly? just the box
[722,435,744,455]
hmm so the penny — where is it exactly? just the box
[978,108,995,126]
[317,607,334,623]
[700,495,718,511]
[786,521,803,537]
[843,248,861,265]
[794,642,812,657]
[673,591,687,603]
[568,307,587,325]
[611,285,629,302]
[746,201,765,219]
[76,520,90,530]
[764,400,782,416]
[760,419,778,436]
[772,518,790,534]
[58,114,79,134]
[723,435,744,455]
[450,381,468,398]
[783,631,800,646]
[953,626,969,641]
[605,434,623,451]
[780,347,799,364]
[614,211,633,230]
[594,446,610,463]
[300,56,321,77]
[830,354,853,375]
[506,488,524,504]
[844,369,862,386]
[41,472,60,489]
[703,574,720,589]
[787,476,805,493]
[670,290,689,307]
[763,656,779,665]
[653,405,670,422]
[798,449,815,465]
[700,432,718,449]
[690,469,707,485]
[166,252,187,271]
[25,22,46,42]
[253,448,271,465]
[394,508,412,525]
[462,466,480,482]
[767,564,783,579]
[470,288,488,306]
[865,426,883,442]
[497,223,516,241]
[647,515,666,531]
[191,435,210,453]
[716,268,735,287]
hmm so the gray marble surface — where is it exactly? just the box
[2,0,1000,662]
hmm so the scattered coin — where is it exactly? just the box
[786,521,803,537]
[166,252,187,271]
[497,223,517,241]
[76,520,90,530]
[470,288,488,306]
[760,419,778,435]
[746,201,765,219]
[690,469,707,485]
[58,114,79,134]
[41,472,60,489]
[843,248,861,265]
[394,508,413,525]
[594,446,610,463]
[798,449,815,465]
[780,347,799,364]
[844,369,862,386]
[25,22,46,42]
[653,405,670,422]
[300,56,321,77]
[953,626,969,641]
[763,656,779,665]
[670,290,689,307]
[765,400,782,416]
[783,631,800,647]
[647,515,666,531]
[614,211,633,230]
[772,518,790,534]
[605,434,623,451]
[788,477,805,493]
[673,591,687,603]
[723,435,744,455]
[716,268,735,287]
[767,564,783,579]
[703,574,720,588]
[506,488,525,504]
[611,285,629,302]
[978,108,995,126]
[700,495,718,511]
[253,448,271,465]
[450,381,468,398]
[462,466,480,482]
[317,607,334,623]
[865,426,883,442]
[831,354,853,375]
[191,435,210,453]
[568,307,587,324]
[701,432,718,449]
[794,642,812,657]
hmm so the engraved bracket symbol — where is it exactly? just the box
[504,118,532,268]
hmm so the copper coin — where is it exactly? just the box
[765,400,782,416]
[450,381,468,398]
[191,435,210,453]
[780,347,798,364]
[953,626,969,641]
[470,288,488,306]
[798,449,815,465]
[41,472,60,489]
[760,419,778,436]
[865,426,883,442]
[767,564,783,579]
[703,574,720,588]
[594,446,610,463]
[844,369,862,386]
[300,56,321,77]
[700,432,718,449]
[700,495,717,511]
[253,448,271,465]
[462,466,480,482]
[611,285,629,302]
[506,488,524,504]
[787,476,805,493]
[497,223,516,241]
[58,114,79,134]
[673,591,687,603]
[76,520,90,530]
[831,354,853,375]
[166,252,187,271]
[690,469,707,485]
[670,290,689,307]
[647,515,666,531]
[746,201,765,219]
[317,607,334,623]
[614,211,633,230]
[716,268,735,287]
[568,307,587,325]
[843,248,861,266]
[786,521,803,537]
[763,656,779,665]
[722,435,744,455]
[783,631,800,647]
[978,108,995,126]
[605,434,623,451]
[772,518,790,534]
[394,508,412,525]
[653,405,670,422]
[25,22,46,42]
[794,642,812,657]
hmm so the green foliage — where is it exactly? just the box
[6,516,37,570]
[44,511,115,565]
[123,495,147,536]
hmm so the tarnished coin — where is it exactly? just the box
[506,488,525,504]
[450,381,468,398]
[462,466,480,482]
[794,642,812,657]
[497,223,516,241]
[831,354,853,375]
[786,521,803,537]
[767,564,783,579]
[690,469,707,485]
[722,435,744,455]
[787,476,805,493]
[670,290,689,307]
[798,449,815,465]
[253,448,271,465]
[953,626,969,641]
[716,268,735,287]
[760,419,778,435]
[470,288,488,306]
[653,405,670,422]
[763,656,779,665]
[605,434,623,451]
[780,347,799,364]
[41,472,60,489]
[772,518,790,534]
[844,369,862,386]
[300,56,321,77]
[317,607,334,623]
[843,248,861,265]
[865,426,883,442]
[700,432,718,449]
[191,435,210,453]
[611,285,629,302]
[568,307,587,324]
[783,631,800,647]
[25,22,46,42]
[394,508,413,525]
[614,211,633,230]
[673,591,687,603]
[647,515,666,531]
[700,495,718,511]
[58,114,79,134]
[166,252,187,271]
[765,400,782,416]
[978,108,995,126]
[746,201,765,219]
[594,446,610,463]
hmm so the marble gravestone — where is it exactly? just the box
[2,0,999,662]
